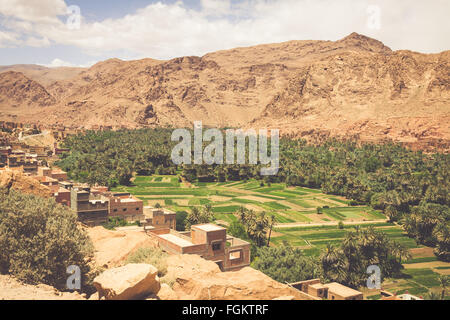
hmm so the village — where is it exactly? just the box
[0,121,430,301]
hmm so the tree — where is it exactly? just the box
[185,205,214,229]
[0,188,94,291]
[234,207,270,247]
[433,223,450,262]
[175,211,188,231]
[227,221,248,240]
[252,245,320,283]
[267,215,276,247]
[321,227,410,288]
[438,275,448,300]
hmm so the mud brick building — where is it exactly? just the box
[103,192,144,221]
[54,187,71,206]
[70,187,109,226]
[143,207,176,230]
[147,223,251,271]
[290,279,363,300]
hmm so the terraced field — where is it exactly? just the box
[270,222,419,255]
[112,175,386,226]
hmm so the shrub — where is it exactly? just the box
[175,211,188,231]
[125,247,168,277]
[252,245,320,283]
[0,188,94,291]
[102,217,127,230]
[338,221,344,229]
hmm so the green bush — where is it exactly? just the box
[0,188,94,291]
[125,247,168,277]
[102,217,128,229]
[252,245,320,283]
[175,211,188,231]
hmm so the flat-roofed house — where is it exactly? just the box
[33,175,59,193]
[146,223,251,271]
[323,282,363,300]
[54,187,70,206]
[104,192,144,221]
[143,207,176,230]
[289,279,363,300]
[70,188,109,226]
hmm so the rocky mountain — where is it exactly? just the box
[0,71,56,108]
[0,64,85,86]
[0,33,448,151]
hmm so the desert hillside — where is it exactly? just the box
[0,33,448,150]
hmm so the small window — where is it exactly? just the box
[212,242,221,251]
[123,208,127,212]
[136,208,139,211]
[113,209,118,212]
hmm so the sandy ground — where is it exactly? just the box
[0,275,85,300]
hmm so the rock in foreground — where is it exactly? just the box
[93,263,160,300]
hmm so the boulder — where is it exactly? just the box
[272,296,295,300]
[93,263,160,300]
[157,283,179,300]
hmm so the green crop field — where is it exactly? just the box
[112,175,387,226]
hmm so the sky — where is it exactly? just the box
[0,0,449,68]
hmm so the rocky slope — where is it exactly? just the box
[87,227,316,300]
[0,33,448,151]
[0,170,53,198]
[0,274,85,300]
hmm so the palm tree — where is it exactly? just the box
[267,214,276,247]
[438,275,449,300]
[425,291,441,300]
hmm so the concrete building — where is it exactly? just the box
[7,150,38,174]
[54,187,71,206]
[147,223,251,271]
[143,207,176,230]
[37,166,68,181]
[104,192,144,221]
[33,175,59,193]
[291,279,363,300]
[324,282,364,300]
[70,188,109,226]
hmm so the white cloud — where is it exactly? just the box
[42,58,95,68]
[0,0,67,23]
[0,29,19,47]
[0,0,449,62]
[200,0,231,16]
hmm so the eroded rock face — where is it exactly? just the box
[86,226,158,268]
[0,170,53,198]
[163,255,317,300]
[93,263,160,300]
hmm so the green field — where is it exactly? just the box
[112,175,386,226]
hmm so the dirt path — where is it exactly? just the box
[275,218,389,228]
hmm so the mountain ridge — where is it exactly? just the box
[0,33,448,151]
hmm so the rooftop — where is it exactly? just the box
[120,197,140,203]
[310,283,327,290]
[323,282,362,297]
[194,223,226,232]
[159,233,193,247]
